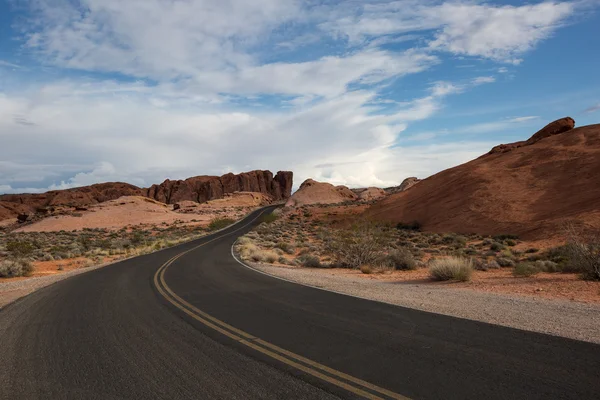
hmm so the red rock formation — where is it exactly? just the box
[285,179,358,207]
[0,171,293,222]
[145,170,293,204]
[366,120,600,240]
[489,117,575,154]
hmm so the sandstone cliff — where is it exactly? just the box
[145,170,293,204]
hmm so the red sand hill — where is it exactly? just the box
[366,119,600,239]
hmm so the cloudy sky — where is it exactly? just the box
[1,0,599,193]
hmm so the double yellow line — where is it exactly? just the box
[153,210,410,400]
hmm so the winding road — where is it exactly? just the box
[1,206,599,399]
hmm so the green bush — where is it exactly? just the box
[0,259,34,278]
[208,217,235,231]
[429,257,473,281]
[6,241,35,257]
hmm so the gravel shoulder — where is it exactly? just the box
[244,261,600,344]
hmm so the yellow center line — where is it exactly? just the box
[153,209,411,400]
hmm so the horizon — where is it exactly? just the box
[2,0,600,195]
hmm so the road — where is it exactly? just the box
[1,206,599,399]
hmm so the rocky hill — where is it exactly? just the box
[285,179,357,207]
[366,118,600,239]
[0,183,144,211]
[0,170,293,223]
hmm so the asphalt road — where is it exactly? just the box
[1,206,599,400]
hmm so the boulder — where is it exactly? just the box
[526,117,575,145]
[489,117,575,155]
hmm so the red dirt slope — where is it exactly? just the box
[366,121,600,239]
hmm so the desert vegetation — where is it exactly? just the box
[0,220,220,278]
[235,205,600,284]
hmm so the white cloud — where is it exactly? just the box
[584,103,600,113]
[323,1,574,63]
[0,78,495,191]
[0,0,587,194]
[471,76,496,85]
[426,2,574,63]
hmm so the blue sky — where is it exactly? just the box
[1,0,599,193]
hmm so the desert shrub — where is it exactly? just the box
[396,221,421,231]
[250,250,267,262]
[264,251,278,264]
[496,257,516,267]
[260,213,278,224]
[5,241,35,257]
[429,257,473,281]
[360,265,373,274]
[208,217,235,231]
[464,247,478,255]
[325,222,387,269]
[278,256,288,264]
[513,262,540,277]
[387,248,417,270]
[489,241,504,252]
[493,234,519,241]
[276,242,295,255]
[441,233,467,248]
[0,259,34,278]
[474,259,500,271]
[237,236,252,246]
[298,254,322,268]
[525,248,539,253]
[565,228,600,280]
[535,260,560,273]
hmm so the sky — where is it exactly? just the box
[1,0,599,194]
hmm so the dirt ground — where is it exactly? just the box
[241,202,600,304]
[265,265,600,303]
[14,194,265,233]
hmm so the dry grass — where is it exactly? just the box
[0,259,34,278]
[429,257,473,281]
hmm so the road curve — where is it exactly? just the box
[1,207,599,399]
